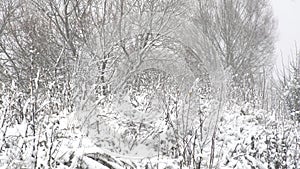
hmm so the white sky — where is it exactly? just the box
[271,0,300,69]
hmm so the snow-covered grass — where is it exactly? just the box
[0,78,299,169]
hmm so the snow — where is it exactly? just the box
[0,85,300,169]
[83,157,110,169]
[0,0,298,168]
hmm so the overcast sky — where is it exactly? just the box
[271,0,300,69]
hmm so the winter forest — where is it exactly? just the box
[0,0,299,168]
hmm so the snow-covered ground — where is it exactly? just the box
[1,97,298,169]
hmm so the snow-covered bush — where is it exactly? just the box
[87,68,216,167]
[285,75,300,121]
[215,103,300,169]
[0,78,77,168]
[89,68,177,154]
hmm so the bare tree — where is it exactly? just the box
[75,0,187,128]
[188,0,276,101]
[0,0,22,84]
